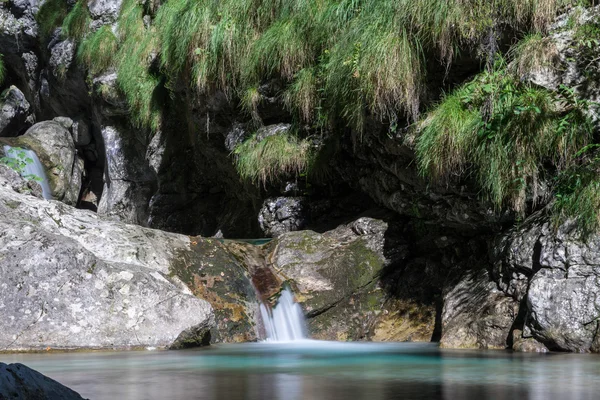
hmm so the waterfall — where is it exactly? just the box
[2,145,52,199]
[260,287,308,342]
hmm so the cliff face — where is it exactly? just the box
[1,0,600,352]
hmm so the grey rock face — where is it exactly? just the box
[440,269,518,349]
[97,125,156,225]
[88,0,123,22]
[493,216,600,352]
[0,363,86,400]
[0,86,32,137]
[0,184,216,350]
[8,121,82,205]
[258,197,308,237]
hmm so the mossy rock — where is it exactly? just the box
[170,237,259,343]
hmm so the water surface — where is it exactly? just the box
[3,342,600,400]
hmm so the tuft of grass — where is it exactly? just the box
[114,0,162,130]
[508,33,560,77]
[77,25,118,75]
[417,58,594,214]
[36,0,69,40]
[62,0,91,40]
[284,67,319,123]
[152,0,576,132]
[241,86,262,126]
[234,129,313,186]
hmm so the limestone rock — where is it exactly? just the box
[266,217,419,341]
[440,269,518,350]
[0,363,86,400]
[0,86,32,137]
[0,184,257,349]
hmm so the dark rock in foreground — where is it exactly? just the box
[0,363,86,400]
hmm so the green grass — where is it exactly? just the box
[508,33,560,77]
[233,130,314,185]
[62,0,91,40]
[416,57,594,215]
[36,0,69,40]
[151,0,578,132]
[114,0,162,130]
[77,26,118,75]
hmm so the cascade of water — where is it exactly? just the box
[260,287,308,342]
[2,145,53,199]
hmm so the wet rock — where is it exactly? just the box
[0,363,86,400]
[258,197,308,237]
[97,125,156,225]
[0,163,42,198]
[266,217,418,341]
[0,86,32,137]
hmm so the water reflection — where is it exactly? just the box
[3,342,600,400]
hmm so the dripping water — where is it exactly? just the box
[2,145,52,199]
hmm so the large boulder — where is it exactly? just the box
[264,217,432,341]
[492,214,600,352]
[0,363,86,400]
[2,121,83,205]
[0,184,258,350]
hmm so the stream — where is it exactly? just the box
[3,342,600,399]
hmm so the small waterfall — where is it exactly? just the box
[2,145,52,199]
[260,287,308,342]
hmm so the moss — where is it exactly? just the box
[169,240,258,343]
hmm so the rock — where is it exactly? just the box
[258,197,308,237]
[493,215,600,352]
[53,116,74,130]
[88,0,124,23]
[0,183,258,349]
[0,163,43,198]
[72,117,92,146]
[512,330,548,353]
[255,123,291,142]
[440,269,518,349]
[0,363,86,400]
[97,125,156,225]
[0,86,32,137]
[224,122,248,152]
[265,217,420,341]
[5,121,82,205]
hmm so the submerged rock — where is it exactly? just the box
[0,363,86,400]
